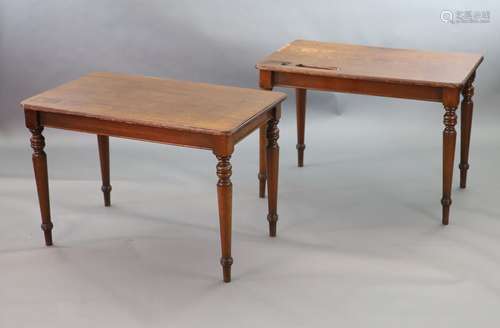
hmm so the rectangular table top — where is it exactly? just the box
[256,40,483,88]
[21,72,286,135]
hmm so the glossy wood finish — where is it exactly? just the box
[22,72,286,283]
[459,73,476,188]
[296,89,307,167]
[257,40,483,225]
[97,135,111,207]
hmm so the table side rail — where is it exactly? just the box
[34,110,217,151]
[271,71,444,102]
[231,107,280,146]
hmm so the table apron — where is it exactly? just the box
[272,72,444,102]
[38,111,219,151]
[231,108,278,145]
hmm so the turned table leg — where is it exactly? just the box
[459,73,475,189]
[215,153,233,282]
[97,135,112,206]
[266,116,280,237]
[296,88,307,167]
[258,126,267,198]
[30,126,53,246]
[442,89,460,225]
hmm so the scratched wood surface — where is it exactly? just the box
[257,40,483,87]
[21,72,286,135]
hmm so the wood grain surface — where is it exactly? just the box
[21,72,286,135]
[257,40,483,87]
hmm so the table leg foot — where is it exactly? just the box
[41,222,54,246]
[220,256,233,283]
[441,197,451,225]
[267,214,278,237]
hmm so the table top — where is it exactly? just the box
[21,72,286,135]
[256,40,483,88]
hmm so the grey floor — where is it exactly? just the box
[2,95,500,327]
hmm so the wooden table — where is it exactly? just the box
[256,40,483,225]
[21,72,286,282]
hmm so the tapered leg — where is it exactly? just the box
[97,135,112,206]
[296,88,307,167]
[266,118,280,237]
[258,126,267,198]
[258,81,273,199]
[215,154,233,282]
[442,90,459,225]
[459,73,475,189]
[30,127,53,246]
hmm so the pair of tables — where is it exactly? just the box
[21,40,483,282]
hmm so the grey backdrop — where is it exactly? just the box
[2,1,500,327]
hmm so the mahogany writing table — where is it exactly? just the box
[21,72,286,282]
[256,40,483,225]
